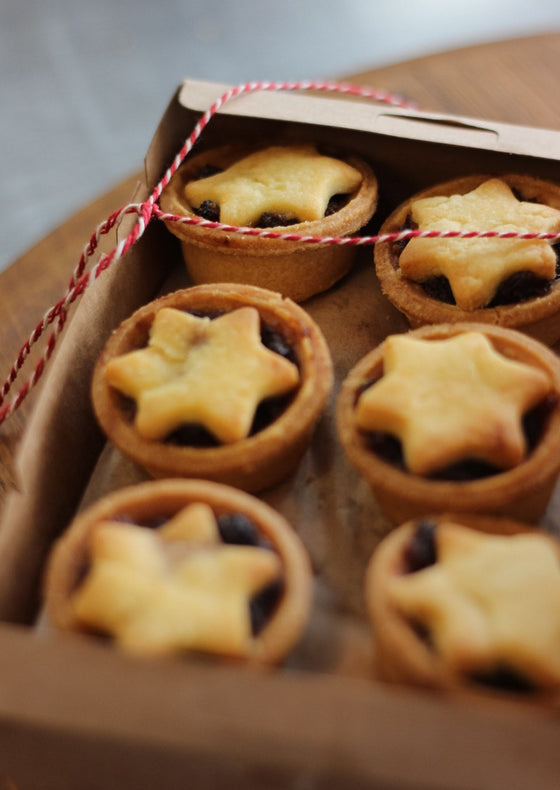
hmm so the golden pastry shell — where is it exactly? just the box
[365,511,560,704]
[159,142,379,302]
[374,174,560,345]
[91,283,334,493]
[336,322,560,524]
[44,478,313,665]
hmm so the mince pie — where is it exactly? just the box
[374,174,560,345]
[159,142,378,302]
[336,322,560,523]
[44,479,312,664]
[366,513,560,701]
[91,283,333,492]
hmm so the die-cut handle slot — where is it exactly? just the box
[374,112,499,149]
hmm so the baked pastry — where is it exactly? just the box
[159,142,378,302]
[91,283,333,492]
[366,512,560,701]
[336,322,560,524]
[374,174,560,345]
[44,479,312,664]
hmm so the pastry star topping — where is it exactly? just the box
[355,331,552,475]
[104,306,300,443]
[389,523,560,685]
[71,503,281,656]
[184,144,363,227]
[399,178,560,310]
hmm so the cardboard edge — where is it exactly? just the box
[0,622,559,790]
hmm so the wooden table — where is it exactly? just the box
[2,32,560,502]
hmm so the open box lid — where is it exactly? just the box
[146,78,560,213]
[176,78,560,156]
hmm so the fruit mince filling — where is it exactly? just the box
[403,519,437,573]
[190,163,351,226]
[217,511,284,635]
[118,310,299,447]
[468,665,536,694]
[393,213,560,306]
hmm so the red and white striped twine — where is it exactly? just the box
[152,208,560,247]
[1,79,558,426]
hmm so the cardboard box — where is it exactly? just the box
[1,79,560,789]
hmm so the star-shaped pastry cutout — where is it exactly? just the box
[104,306,300,442]
[71,503,281,656]
[388,522,560,685]
[399,178,560,310]
[184,144,363,227]
[355,331,552,475]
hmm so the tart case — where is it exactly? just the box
[91,282,334,493]
[374,173,560,345]
[159,142,378,303]
[44,478,312,666]
[336,322,560,525]
[365,511,560,705]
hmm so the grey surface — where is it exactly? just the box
[2,0,560,273]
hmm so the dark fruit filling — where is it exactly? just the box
[325,193,351,216]
[217,512,262,546]
[392,212,415,255]
[363,394,557,481]
[250,577,285,635]
[190,163,224,222]
[216,511,282,635]
[469,665,536,694]
[193,164,224,181]
[260,323,297,364]
[393,213,560,306]
[118,311,299,446]
[194,200,219,222]
[404,519,437,573]
[419,275,455,304]
[400,521,438,652]
[257,212,299,228]
[190,162,351,226]
[165,424,220,448]
[165,397,294,448]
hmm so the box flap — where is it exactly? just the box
[176,78,560,160]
